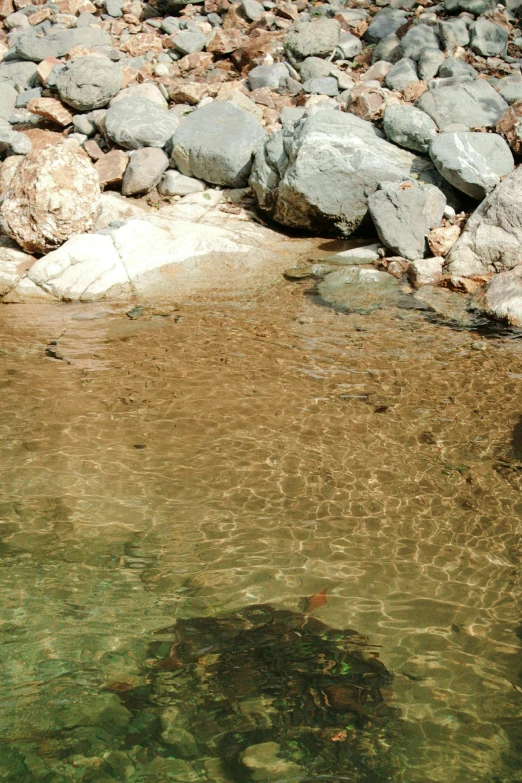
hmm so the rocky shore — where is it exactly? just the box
[0,0,521,324]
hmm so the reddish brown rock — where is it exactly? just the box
[349,85,400,122]
[0,0,14,17]
[27,6,51,22]
[207,28,248,54]
[120,32,163,56]
[428,225,461,257]
[27,97,75,127]
[95,150,128,189]
[1,146,101,254]
[23,129,64,151]
[178,52,213,72]
[83,139,105,161]
[496,99,522,154]
[402,81,428,102]
[166,78,208,104]
[37,57,61,86]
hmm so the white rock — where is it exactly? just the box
[95,192,150,230]
[408,256,444,287]
[485,267,522,325]
[0,236,36,296]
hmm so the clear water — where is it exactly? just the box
[0,285,521,783]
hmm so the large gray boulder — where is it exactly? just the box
[470,18,508,56]
[383,104,438,153]
[105,97,180,150]
[445,166,522,278]
[367,180,446,260]
[385,58,418,91]
[429,131,514,200]
[56,57,123,111]
[438,17,470,48]
[250,110,442,236]
[170,102,266,188]
[285,19,341,65]
[416,79,508,130]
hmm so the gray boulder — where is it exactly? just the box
[170,102,266,187]
[241,0,264,21]
[438,17,470,48]
[56,57,123,111]
[299,57,331,81]
[285,19,341,64]
[248,63,289,90]
[496,74,522,105]
[400,24,440,60]
[250,109,442,236]
[303,77,339,96]
[416,79,508,130]
[445,166,522,278]
[470,18,508,57]
[0,61,37,92]
[444,0,495,13]
[105,97,180,149]
[365,9,407,43]
[158,170,205,196]
[418,48,445,81]
[385,58,418,91]
[372,33,402,64]
[0,83,17,121]
[429,131,514,200]
[367,180,446,260]
[16,29,74,62]
[336,32,362,59]
[122,148,169,196]
[438,57,476,79]
[383,103,437,153]
[171,30,207,55]
[0,118,31,155]
[71,27,112,49]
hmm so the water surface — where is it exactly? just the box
[0,284,521,782]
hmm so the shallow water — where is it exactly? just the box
[0,282,521,783]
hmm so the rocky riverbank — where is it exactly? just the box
[0,0,522,323]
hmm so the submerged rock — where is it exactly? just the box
[317,267,403,313]
[144,604,401,782]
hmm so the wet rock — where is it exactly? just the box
[312,243,381,265]
[416,79,508,130]
[318,266,402,313]
[105,97,180,150]
[496,99,522,154]
[1,145,100,254]
[383,103,438,153]
[368,180,446,260]
[284,18,341,64]
[446,167,522,277]
[250,109,434,236]
[470,17,508,57]
[158,170,205,196]
[170,102,266,188]
[412,285,476,326]
[484,266,522,325]
[385,58,419,91]
[408,256,444,286]
[241,742,302,780]
[429,131,514,199]
[400,24,440,60]
[122,147,169,196]
[56,56,123,111]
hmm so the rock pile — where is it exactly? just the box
[0,0,520,322]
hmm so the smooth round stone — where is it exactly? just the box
[56,56,123,111]
[105,97,180,150]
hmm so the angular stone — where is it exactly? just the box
[0,60,38,91]
[416,79,508,130]
[119,32,163,56]
[94,149,128,188]
[336,32,362,59]
[111,81,167,107]
[365,8,407,43]
[418,48,445,81]
[171,30,207,55]
[496,99,522,154]
[16,29,74,62]
[496,74,522,106]
[248,62,289,90]
[158,170,205,196]
[122,147,169,195]
[26,96,74,126]
[429,131,514,199]
[303,76,339,96]
[438,57,476,79]
[407,256,444,287]
[1,145,100,254]
[105,97,180,149]
[284,18,340,63]
[399,24,440,61]
[171,101,266,187]
[207,28,247,54]
[0,236,36,297]
[56,56,123,111]
[383,103,437,153]
[446,167,522,277]
[367,179,446,260]
[167,79,208,105]
[438,17,470,49]
[250,109,438,236]
[385,58,418,91]
[0,82,17,121]
[371,33,402,64]
[427,223,461,256]
[23,128,63,151]
[484,267,522,325]
[470,17,508,57]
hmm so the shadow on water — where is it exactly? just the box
[111,604,404,783]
